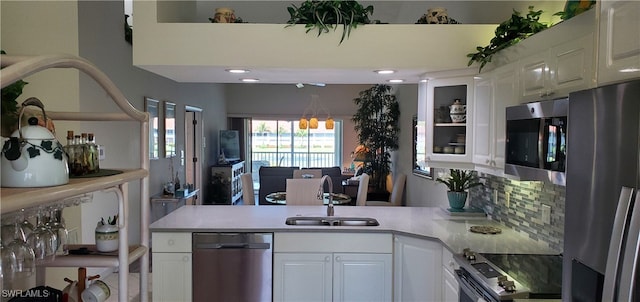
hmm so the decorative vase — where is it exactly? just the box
[447,191,468,210]
[426,7,449,24]
[449,99,466,123]
[212,8,236,23]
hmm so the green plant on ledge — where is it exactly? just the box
[286,0,374,44]
[467,6,549,72]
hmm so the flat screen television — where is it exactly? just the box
[219,130,241,162]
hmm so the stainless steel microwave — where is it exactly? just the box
[505,98,568,186]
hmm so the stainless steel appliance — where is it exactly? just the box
[454,249,562,301]
[564,79,640,301]
[192,233,273,302]
[505,98,568,186]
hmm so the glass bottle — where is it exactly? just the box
[87,133,100,173]
[81,133,90,174]
[71,135,83,176]
[64,131,76,174]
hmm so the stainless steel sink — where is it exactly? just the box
[285,216,379,226]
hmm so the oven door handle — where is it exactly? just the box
[454,269,490,302]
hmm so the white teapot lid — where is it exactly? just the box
[11,117,55,140]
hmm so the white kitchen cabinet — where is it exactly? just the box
[598,0,640,85]
[274,253,333,302]
[441,247,459,302]
[393,235,443,302]
[0,54,150,302]
[152,253,192,302]
[473,65,519,176]
[274,232,392,302]
[422,76,475,168]
[518,30,595,103]
[274,252,392,302]
[152,232,192,302]
[151,232,192,301]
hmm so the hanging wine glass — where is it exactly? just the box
[19,209,35,239]
[1,219,26,247]
[46,205,69,256]
[1,217,36,290]
[26,207,57,263]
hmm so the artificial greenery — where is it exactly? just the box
[286,0,374,44]
[352,84,400,191]
[1,50,28,136]
[467,6,548,72]
[436,169,482,192]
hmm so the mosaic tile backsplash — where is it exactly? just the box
[468,174,565,252]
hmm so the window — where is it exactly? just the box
[251,119,342,168]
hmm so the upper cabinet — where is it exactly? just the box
[518,32,595,102]
[598,1,640,85]
[472,64,519,175]
[421,72,476,169]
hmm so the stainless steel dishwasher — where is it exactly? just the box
[192,232,273,302]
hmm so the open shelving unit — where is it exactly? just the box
[0,54,150,302]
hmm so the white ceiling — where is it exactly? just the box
[145,1,566,84]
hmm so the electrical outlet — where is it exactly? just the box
[505,192,510,208]
[542,204,551,224]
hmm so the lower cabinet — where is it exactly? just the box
[273,232,393,302]
[441,247,460,302]
[152,232,192,302]
[273,253,392,302]
[393,235,443,302]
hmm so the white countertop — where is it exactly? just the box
[150,205,559,255]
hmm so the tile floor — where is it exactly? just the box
[102,272,152,302]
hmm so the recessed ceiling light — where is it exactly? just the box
[241,78,259,83]
[388,79,404,83]
[419,79,428,83]
[374,70,395,75]
[226,69,250,74]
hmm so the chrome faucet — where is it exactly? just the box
[318,175,334,216]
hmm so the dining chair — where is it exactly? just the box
[285,178,323,205]
[355,173,370,206]
[366,173,406,206]
[241,173,255,205]
[293,169,322,179]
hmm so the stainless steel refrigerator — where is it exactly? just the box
[564,79,640,301]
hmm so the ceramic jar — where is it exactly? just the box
[426,7,449,24]
[212,8,236,23]
[449,99,467,123]
[95,223,118,252]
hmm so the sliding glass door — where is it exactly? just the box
[251,119,341,168]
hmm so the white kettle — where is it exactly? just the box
[1,97,69,187]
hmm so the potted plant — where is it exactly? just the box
[1,50,28,137]
[466,6,549,72]
[286,0,374,44]
[436,169,482,210]
[352,84,400,192]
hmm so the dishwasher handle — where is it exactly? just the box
[194,242,271,250]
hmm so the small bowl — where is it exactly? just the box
[454,146,465,154]
[443,146,454,154]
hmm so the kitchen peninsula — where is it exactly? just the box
[150,205,557,301]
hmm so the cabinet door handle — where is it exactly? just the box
[168,239,175,246]
[325,256,331,263]
[182,256,189,262]
[335,256,341,262]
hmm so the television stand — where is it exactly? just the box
[210,161,245,204]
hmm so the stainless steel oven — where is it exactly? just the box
[454,249,562,301]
